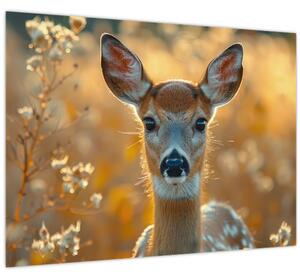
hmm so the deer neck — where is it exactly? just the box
[151,174,201,256]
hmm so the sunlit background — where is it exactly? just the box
[6,12,296,266]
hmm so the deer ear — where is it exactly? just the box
[199,44,243,107]
[100,33,152,107]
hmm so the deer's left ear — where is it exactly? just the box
[199,44,243,107]
[100,33,152,107]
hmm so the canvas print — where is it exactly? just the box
[6,11,296,266]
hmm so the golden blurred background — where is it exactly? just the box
[6,12,296,266]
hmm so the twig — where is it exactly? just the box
[14,139,28,221]
[51,68,77,92]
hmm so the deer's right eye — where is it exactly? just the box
[143,117,156,132]
[195,117,207,132]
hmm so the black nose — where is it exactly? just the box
[160,149,190,178]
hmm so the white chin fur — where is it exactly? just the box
[152,174,200,200]
[164,176,187,184]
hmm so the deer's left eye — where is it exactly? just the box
[195,118,207,132]
[143,117,156,132]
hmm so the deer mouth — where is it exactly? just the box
[164,175,187,185]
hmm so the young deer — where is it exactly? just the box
[100,33,254,257]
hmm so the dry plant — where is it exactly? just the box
[6,15,102,266]
[269,221,292,247]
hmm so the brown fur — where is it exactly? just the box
[144,145,161,177]
[148,196,201,256]
[153,82,197,113]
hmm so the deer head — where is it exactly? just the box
[100,33,243,200]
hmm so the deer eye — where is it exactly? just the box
[195,118,207,132]
[143,117,156,132]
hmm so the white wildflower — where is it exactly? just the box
[31,239,41,251]
[43,18,55,32]
[32,239,55,255]
[69,16,87,34]
[57,221,81,256]
[39,222,50,240]
[270,221,292,247]
[26,18,52,52]
[49,43,64,61]
[31,222,55,257]
[32,221,81,257]
[63,182,75,194]
[50,24,64,39]
[60,162,94,193]
[50,233,62,243]
[25,17,41,37]
[26,55,43,71]
[51,154,69,169]
[52,26,79,54]
[79,179,88,188]
[78,162,95,175]
[17,106,33,120]
[90,193,103,208]
[61,165,73,176]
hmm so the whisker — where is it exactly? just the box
[210,139,224,147]
[126,139,143,150]
[134,178,147,186]
[209,121,219,129]
[134,173,149,186]
[116,130,141,135]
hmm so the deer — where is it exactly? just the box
[100,33,255,257]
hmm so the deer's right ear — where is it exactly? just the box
[199,44,243,107]
[100,33,152,107]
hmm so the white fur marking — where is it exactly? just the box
[132,225,153,257]
[229,224,239,238]
[152,173,200,200]
[223,222,230,237]
[241,238,248,247]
